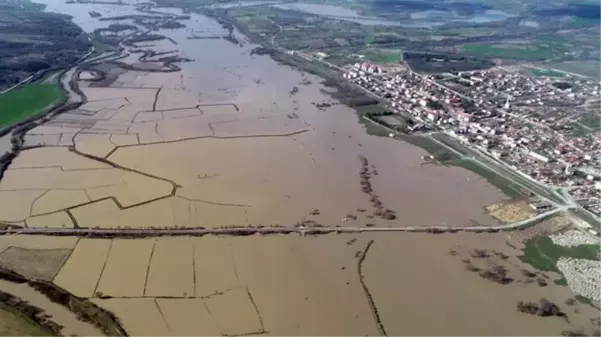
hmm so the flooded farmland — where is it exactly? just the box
[0,1,598,336]
[0,0,506,229]
[1,231,600,336]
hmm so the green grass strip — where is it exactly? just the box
[519,236,600,277]
[0,83,65,128]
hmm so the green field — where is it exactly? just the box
[0,83,64,127]
[519,236,600,285]
[90,40,114,58]
[399,134,461,163]
[324,54,356,66]
[546,61,601,79]
[355,103,388,115]
[0,304,54,336]
[527,67,566,78]
[359,116,391,137]
[462,42,567,61]
[431,133,472,156]
[354,104,397,136]
[361,49,402,64]
[565,122,594,138]
[579,112,601,131]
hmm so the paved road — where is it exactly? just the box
[0,75,35,95]
[0,207,565,237]
[267,18,282,47]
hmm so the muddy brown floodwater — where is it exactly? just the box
[0,1,504,228]
[2,2,597,336]
[3,229,599,336]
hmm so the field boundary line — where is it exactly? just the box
[143,238,158,297]
[153,298,171,332]
[50,237,81,283]
[92,239,114,298]
[192,242,197,298]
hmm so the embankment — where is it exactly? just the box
[0,267,127,336]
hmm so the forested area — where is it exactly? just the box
[0,0,90,89]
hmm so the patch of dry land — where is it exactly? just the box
[0,229,592,336]
[0,8,506,229]
[0,246,70,280]
[486,201,534,223]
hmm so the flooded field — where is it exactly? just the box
[2,231,599,336]
[95,238,155,297]
[0,0,506,229]
[53,238,112,297]
[1,2,597,336]
[145,237,194,297]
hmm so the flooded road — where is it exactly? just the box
[0,0,504,228]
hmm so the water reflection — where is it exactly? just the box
[274,3,401,26]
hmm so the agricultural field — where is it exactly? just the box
[358,48,403,64]
[578,112,601,132]
[526,67,566,78]
[0,226,599,336]
[325,48,403,66]
[1,232,597,335]
[398,135,461,163]
[546,61,601,79]
[90,40,114,58]
[0,84,65,128]
[462,43,567,61]
[144,238,194,298]
[0,236,79,253]
[0,247,70,281]
[53,239,112,298]
[563,122,596,138]
[0,305,54,336]
[95,239,155,297]
[355,103,389,116]
[193,236,239,296]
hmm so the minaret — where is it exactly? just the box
[564,163,573,176]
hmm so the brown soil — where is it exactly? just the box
[486,201,533,224]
